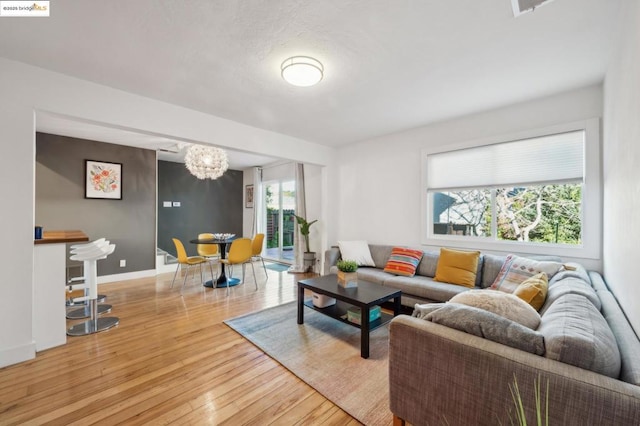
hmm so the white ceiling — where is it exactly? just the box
[0,0,621,155]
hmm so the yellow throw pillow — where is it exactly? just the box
[513,272,549,311]
[433,248,480,288]
[490,254,563,294]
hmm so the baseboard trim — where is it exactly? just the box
[156,262,178,275]
[97,269,156,284]
[0,342,35,368]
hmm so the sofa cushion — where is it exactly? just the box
[411,302,446,319]
[588,270,609,291]
[385,275,469,302]
[598,289,640,385]
[513,272,548,311]
[449,289,541,329]
[539,276,601,315]
[434,248,480,288]
[355,267,395,285]
[416,250,439,278]
[338,240,375,266]
[549,263,591,286]
[538,293,621,378]
[383,247,423,277]
[480,254,508,288]
[425,303,545,355]
[491,254,563,293]
[368,244,394,269]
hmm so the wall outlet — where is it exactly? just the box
[120,259,126,268]
[172,201,181,207]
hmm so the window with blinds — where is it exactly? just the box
[426,130,584,190]
[425,130,586,246]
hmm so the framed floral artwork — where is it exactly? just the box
[85,160,122,199]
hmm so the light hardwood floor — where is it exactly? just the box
[0,265,361,425]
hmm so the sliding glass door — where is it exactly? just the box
[263,180,295,263]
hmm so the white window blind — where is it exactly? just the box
[426,130,585,191]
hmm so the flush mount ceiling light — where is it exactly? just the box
[281,56,324,87]
[184,144,229,180]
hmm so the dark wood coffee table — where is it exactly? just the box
[297,275,402,358]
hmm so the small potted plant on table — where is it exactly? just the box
[337,259,358,288]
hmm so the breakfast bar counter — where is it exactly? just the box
[34,230,89,351]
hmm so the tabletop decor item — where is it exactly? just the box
[85,160,122,200]
[347,305,381,325]
[212,233,235,240]
[337,259,358,288]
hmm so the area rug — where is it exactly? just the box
[224,302,392,425]
[265,262,291,272]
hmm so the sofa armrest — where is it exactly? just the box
[389,315,640,426]
[324,246,340,272]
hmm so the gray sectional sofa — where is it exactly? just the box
[324,243,640,425]
[325,244,519,307]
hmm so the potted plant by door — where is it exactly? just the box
[294,215,318,272]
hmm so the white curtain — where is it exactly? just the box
[252,167,264,239]
[289,163,306,273]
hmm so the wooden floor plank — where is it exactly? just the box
[0,268,362,425]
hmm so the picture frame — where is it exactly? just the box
[245,184,254,208]
[85,160,123,200]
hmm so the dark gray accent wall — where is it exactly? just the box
[36,132,156,276]
[158,160,243,257]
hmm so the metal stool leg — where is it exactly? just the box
[66,280,108,316]
[67,299,119,336]
[67,251,119,337]
[66,303,112,319]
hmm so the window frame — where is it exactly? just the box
[421,118,601,260]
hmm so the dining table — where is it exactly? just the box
[189,236,240,288]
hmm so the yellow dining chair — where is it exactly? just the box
[197,233,220,281]
[171,238,207,293]
[247,233,267,277]
[220,238,256,294]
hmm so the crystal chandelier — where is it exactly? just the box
[184,145,229,180]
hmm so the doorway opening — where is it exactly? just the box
[263,180,295,263]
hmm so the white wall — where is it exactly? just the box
[0,58,335,367]
[603,1,640,336]
[0,105,35,367]
[335,84,603,270]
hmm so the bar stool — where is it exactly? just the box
[66,239,111,319]
[66,242,119,336]
[68,238,109,305]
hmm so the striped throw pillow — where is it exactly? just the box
[383,247,423,277]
